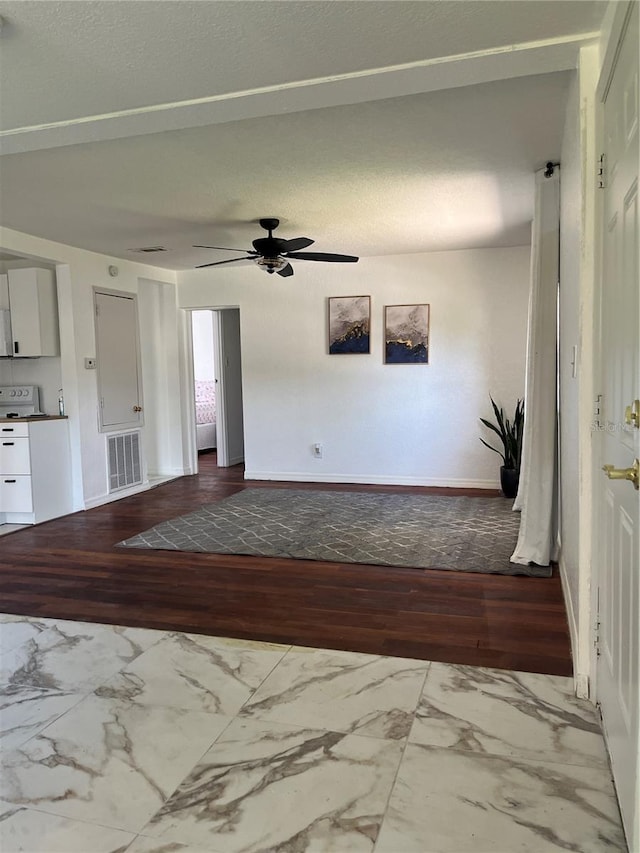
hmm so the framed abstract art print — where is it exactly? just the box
[384,304,429,364]
[328,296,371,354]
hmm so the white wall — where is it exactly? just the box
[0,227,180,508]
[138,278,186,479]
[0,353,63,416]
[0,228,530,502]
[177,246,530,486]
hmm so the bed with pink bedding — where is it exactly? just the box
[195,379,216,450]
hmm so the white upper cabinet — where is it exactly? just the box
[7,268,60,357]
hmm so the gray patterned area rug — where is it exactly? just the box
[119,488,551,577]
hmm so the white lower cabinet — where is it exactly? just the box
[0,420,72,524]
[0,435,31,473]
[0,476,33,513]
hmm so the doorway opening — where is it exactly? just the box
[190,308,244,468]
[192,310,218,456]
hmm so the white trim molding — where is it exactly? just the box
[559,552,590,700]
[1,33,598,155]
[244,471,500,490]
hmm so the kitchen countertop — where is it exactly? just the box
[0,416,68,423]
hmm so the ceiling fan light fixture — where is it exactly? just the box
[254,255,286,274]
[195,219,357,275]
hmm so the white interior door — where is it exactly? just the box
[95,290,143,431]
[213,309,245,468]
[595,5,639,848]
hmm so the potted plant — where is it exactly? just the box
[479,396,524,498]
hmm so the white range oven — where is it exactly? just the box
[0,385,45,420]
[0,384,72,526]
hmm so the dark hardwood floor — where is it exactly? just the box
[0,453,572,675]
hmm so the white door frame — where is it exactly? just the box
[214,307,245,468]
[212,309,229,467]
[185,305,245,473]
[181,311,198,475]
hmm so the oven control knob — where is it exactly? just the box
[9,390,16,397]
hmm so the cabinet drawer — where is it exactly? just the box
[0,437,31,474]
[0,422,29,437]
[0,475,33,512]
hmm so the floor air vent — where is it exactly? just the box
[108,431,142,492]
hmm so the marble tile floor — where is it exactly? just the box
[0,613,627,853]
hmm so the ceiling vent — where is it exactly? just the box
[129,246,167,253]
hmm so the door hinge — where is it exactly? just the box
[593,393,603,428]
[95,303,100,316]
[100,397,104,409]
[594,587,601,657]
[597,153,606,189]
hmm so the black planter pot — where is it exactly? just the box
[500,466,520,499]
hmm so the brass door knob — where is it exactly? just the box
[133,405,142,412]
[625,400,640,428]
[602,459,639,490]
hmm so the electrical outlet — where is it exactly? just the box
[84,357,97,369]
[313,443,323,458]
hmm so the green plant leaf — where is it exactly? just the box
[480,394,525,469]
[479,418,503,436]
[479,437,506,462]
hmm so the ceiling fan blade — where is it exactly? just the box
[281,237,314,253]
[286,252,359,263]
[276,262,294,278]
[195,256,253,269]
[193,245,256,253]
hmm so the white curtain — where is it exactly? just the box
[511,166,560,567]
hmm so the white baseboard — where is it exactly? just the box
[84,468,191,510]
[147,468,188,479]
[558,552,590,699]
[574,672,590,700]
[147,474,181,488]
[84,481,152,509]
[243,471,500,489]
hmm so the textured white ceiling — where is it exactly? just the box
[0,72,571,265]
[0,1,606,266]
[0,1,606,130]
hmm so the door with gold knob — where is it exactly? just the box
[94,290,144,431]
[594,5,639,847]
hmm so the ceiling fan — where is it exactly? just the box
[193,218,358,277]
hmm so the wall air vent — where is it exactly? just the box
[128,246,167,253]
[107,431,142,492]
